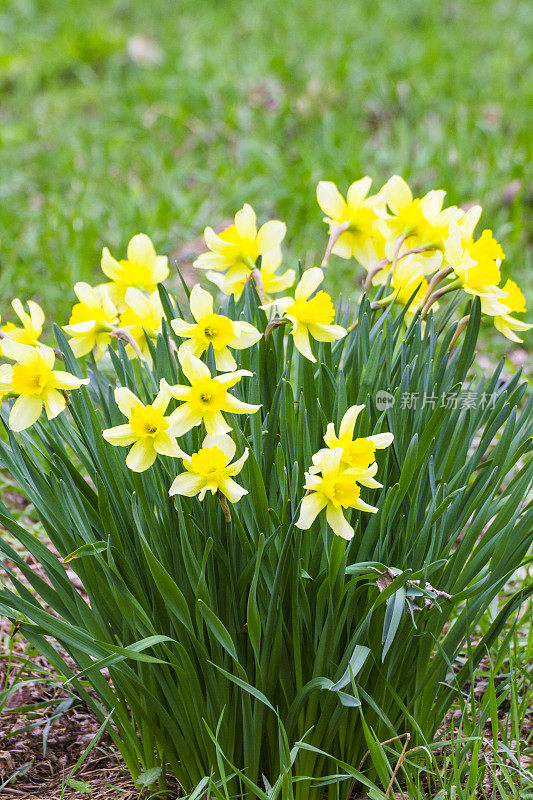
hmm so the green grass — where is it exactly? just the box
[1,0,532,337]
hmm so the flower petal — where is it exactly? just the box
[189,284,213,321]
[169,472,203,497]
[9,395,43,431]
[44,389,66,419]
[256,220,286,253]
[346,177,372,209]
[367,432,394,449]
[384,175,412,214]
[171,319,197,338]
[52,371,87,390]
[214,347,237,372]
[126,439,157,472]
[295,267,324,301]
[292,327,316,362]
[339,405,366,437]
[296,493,327,529]
[203,410,231,435]
[222,394,261,415]
[307,323,346,342]
[168,404,202,436]
[326,506,354,540]
[316,181,346,219]
[103,424,137,446]
[225,448,249,476]
[218,477,247,503]
[179,350,211,383]
[228,321,262,350]
[202,433,236,462]
[114,387,144,418]
[234,204,257,240]
[127,233,156,266]
[154,433,184,458]
[101,247,122,281]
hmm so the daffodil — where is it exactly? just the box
[1,299,45,346]
[169,433,248,503]
[166,351,261,435]
[390,257,436,325]
[63,283,119,359]
[444,225,508,310]
[492,280,533,343]
[101,234,169,305]
[119,288,164,359]
[262,267,346,362]
[171,285,261,371]
[320,404,394,474]
[316,177,387,268]
[380,175,463,250]
[296,448,378,540]
[194,204,286,280]
[0,340,88,432]
[206,260,295,300]
[102,384,183,472]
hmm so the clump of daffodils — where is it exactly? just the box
[0,179,530,537]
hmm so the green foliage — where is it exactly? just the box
[0,288,532,798]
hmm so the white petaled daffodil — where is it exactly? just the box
[318,404,394,475]
[166,351,261,436]
[316,177,387,268]
[101,234,169,305]
[296,447,378,540]
[63,282,119,360]
[169,433,248,503]
[262,267,346,362]
[171,284,261,371]
[119,287,165,359]
[0,340,88,432]
[102,384,184,472]
[2,299,45,346]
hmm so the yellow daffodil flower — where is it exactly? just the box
[380,175,463,250]
[63,282,119,360]
[166,351,261,436]
[262,267,346,362]
[492,280,533,343]
[101,234,169,305]
[194,204,286,278]
[171,284,261,371]
[0,340,88,431]
[296,448,378,540]
[169,433,248,503]
[119,288,164,359]
[102,384,183,472]
[320,404,393,474]
[2,299,45,346]
[206,260,295,300]
[316,177,387,268]
[444,224,508,311]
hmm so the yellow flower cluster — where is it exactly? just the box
[317,175,532,340]
[296,405,393,539]
[64,234,167,361]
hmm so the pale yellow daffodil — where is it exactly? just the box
[171,284,261,371]
[0,340,88,431]
[318,404,393,476]
[102,384,184,472]
[166,351,261,436]
[169,433,248,503]
[101,234,169,305]
[206,259,295,301]
[262,267,346,362]
[380,175,463,251]
[316,177,387,268]
[63,282,119,360]
[119,287,164,359]
[296,447,378,540]
[2,299,45,346]
[491,280,533,343]
[194,204,286,278]
[444,224,508,311]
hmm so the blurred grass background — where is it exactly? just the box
[1,0,532,346]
